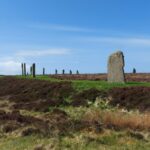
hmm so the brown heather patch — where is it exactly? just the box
[0,77,74,111]
[82,110,150,131]
[102,111,150,131]
[109,86,150,111]
[0,76,74,103]
[71,88,108,107]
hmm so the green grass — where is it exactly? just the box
[16,75,150,91]
[0,135,50,150]
[0,131,149,150]
[16,75,60,82]
[72,80,150,91]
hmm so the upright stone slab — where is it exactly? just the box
[107,51,125,83]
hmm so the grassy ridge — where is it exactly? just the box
[17,75,150,91]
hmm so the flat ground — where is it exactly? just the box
[0,75,150,150]
[49,73,150,82]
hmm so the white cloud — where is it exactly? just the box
[0,48,71,75]
[0,59,21,75]
[28,23,150,47]
[16,48,70,57]
[27,22,150,46]
[0,57,32,75]
[81,37,150,47]
[28,23,95,32]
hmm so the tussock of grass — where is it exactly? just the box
[102,112,150,131]
[82,110,150,131]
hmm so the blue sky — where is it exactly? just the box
[0,0,150,75]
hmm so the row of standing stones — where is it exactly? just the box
[21,63,36,77]
[21,50,126,83]
[21,63,80,77]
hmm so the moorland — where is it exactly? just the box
[0,74,150,150]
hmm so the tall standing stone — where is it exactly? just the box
[107,51,125,83]
[30,66,33,75]
[43,68,45,75]
[21,63,24,76]
[23,63,26,76]
[32,63,36,78]
[55,69,58,75]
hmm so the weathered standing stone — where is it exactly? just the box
[107,51,125,83]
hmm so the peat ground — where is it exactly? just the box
[0,76,150,149]
[0,77,149,111]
